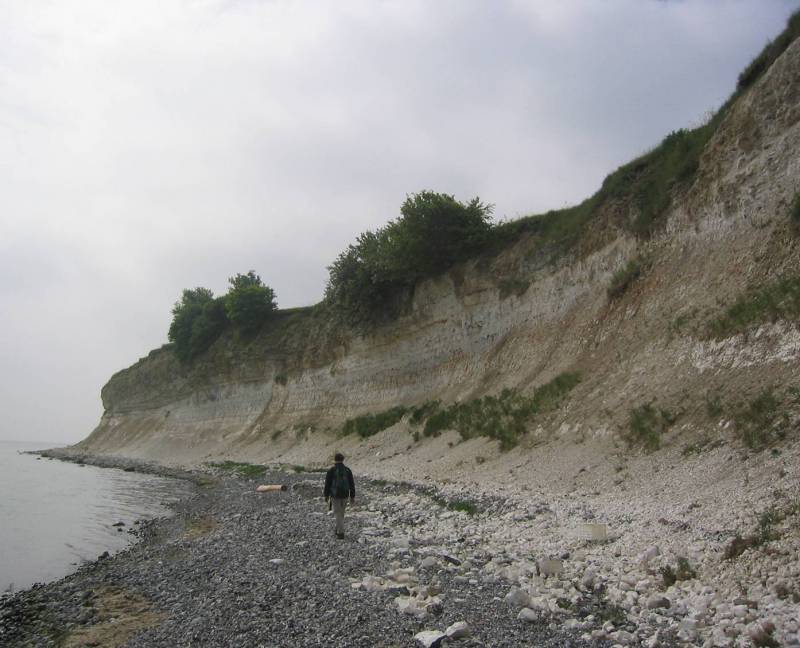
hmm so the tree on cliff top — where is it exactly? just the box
[224,271,277,336]
[168,287,228,362]
[325,191,493,324]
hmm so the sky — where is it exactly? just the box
[1,1,798,444]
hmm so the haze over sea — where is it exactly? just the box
[0,441,192,593]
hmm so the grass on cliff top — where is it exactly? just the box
[706,275,800,339]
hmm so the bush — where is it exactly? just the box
[225,271,277,335]
[168,287,229,362]
[608,256,648,300]
[624,404,676,452]
[733,390,788,451]
[707,275,800,339]
[421,373,581,450]
[325,191,493,324]
[737,11,800,92]
[341,406,409,438]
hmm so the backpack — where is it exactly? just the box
[331,464,350,499]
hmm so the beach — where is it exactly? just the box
[1,454,619,648]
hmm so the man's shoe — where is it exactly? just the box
[336,532,345,540]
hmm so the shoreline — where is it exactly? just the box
[4,445,799,647]
[1,451,622,648]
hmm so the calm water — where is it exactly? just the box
[0,441,193,593]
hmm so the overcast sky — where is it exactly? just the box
[2,1,798,444]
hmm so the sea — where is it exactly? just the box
[0,440,193,594]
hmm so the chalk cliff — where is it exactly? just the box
[80,37,800,470]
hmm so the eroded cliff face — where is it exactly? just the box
[80,39,800,465]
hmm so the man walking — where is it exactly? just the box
[324,452,355,539]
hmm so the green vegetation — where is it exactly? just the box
[224,271,277,336]
[409,401,440,426]
[607,256,648,300]
[725,500,800,560]
[420,372,582,450]
[707,275,800,339]
[737,11,800,92]
[163,13,800,347]
[432,494,477,516]
[207,460,266,478]
[341,405,409,438]
[498,278,530,300]
[325,191,493,324]
[168,288,228,363]
[660,556,697,587]
[167,270,278,362]
[624,404,676,452]
[733,389,789,451]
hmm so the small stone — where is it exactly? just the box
[445,621,471,639]
[414,630,446,647]
[269,559,285,566]
[504,586,531,608]
[536,558,563,578]
[646,595,671,610]
[517,607,539,623]
[421,556,438,569]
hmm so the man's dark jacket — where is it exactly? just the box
[324,463,355,499]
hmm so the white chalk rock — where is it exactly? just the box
[517,607,540,623]
[537,558,563,578]
[505,586,531,608]
[445,621,471,639]
[414,630,446,648]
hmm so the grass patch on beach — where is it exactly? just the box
[62,586,166,648]
[706,275,800,339]
[341,405,409,438]
[183,516,218,539]
[623,404,677,452]
[725,501,800,560]
[207,461,266,479]
[419,372,582,450]
[659,557,697,588]
[432,495,478,516]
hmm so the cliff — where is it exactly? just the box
[80,36,800,470]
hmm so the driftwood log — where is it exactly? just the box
[256,484,287,492]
